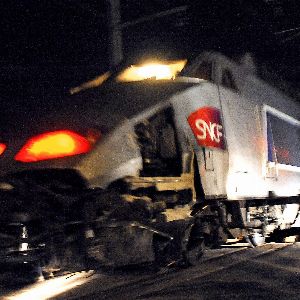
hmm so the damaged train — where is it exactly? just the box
[0,52,299,278]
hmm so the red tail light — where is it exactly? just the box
[15,130,92,162]
[0,143,6,155]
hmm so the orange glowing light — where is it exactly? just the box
[116,60,187,82]
[0,143,6,155]
[15,130,91,162]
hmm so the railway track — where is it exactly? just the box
[1,240,298,300]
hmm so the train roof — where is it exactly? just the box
[71,79,197,127]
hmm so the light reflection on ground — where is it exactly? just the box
[2,271,95,300]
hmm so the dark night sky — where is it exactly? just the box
[1,0,299,104]
[1,1,108,97]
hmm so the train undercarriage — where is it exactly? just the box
[0,168,299,283]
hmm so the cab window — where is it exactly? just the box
[192,61,213,81]
[221,69,238,91]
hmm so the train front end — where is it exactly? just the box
[0,59,205,277]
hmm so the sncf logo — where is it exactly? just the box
[188,106,226,149]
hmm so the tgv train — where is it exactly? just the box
[0,52,299,277]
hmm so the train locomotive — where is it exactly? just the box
[0,52,299,278]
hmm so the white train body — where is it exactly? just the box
[1,53,299,271]
[75,52,300,202]
[175,52,300,200]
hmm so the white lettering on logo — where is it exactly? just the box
[195,119,223,143]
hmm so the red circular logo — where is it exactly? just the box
[188,106,226,149]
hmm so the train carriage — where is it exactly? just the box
[0,52,299,277]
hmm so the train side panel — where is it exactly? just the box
[219,73,300,199]
[243,75,300,197]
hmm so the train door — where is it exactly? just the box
[133,106,197,204]
[134,107,182,177]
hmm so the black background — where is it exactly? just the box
[1,0,299,104]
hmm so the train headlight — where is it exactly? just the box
[116,59,187,82]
